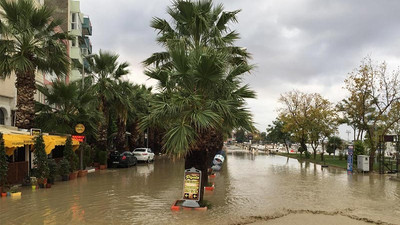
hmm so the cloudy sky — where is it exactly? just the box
[81,0,400,138]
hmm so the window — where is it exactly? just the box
[71,13,77,30]
[0,108,4,125]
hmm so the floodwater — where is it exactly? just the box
[1,146,400,225]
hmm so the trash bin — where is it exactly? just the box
[357,155,369,172]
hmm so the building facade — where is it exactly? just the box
[0,0,92,126]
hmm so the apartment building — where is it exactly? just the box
[45,0,93,82]
[0,0,92,126]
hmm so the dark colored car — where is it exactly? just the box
[108,151,137,168]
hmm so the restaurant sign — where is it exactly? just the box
[75,124,85,134]
[72,135,85,143]
[183,167,201,201]
[30,128,41,137]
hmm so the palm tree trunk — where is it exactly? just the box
[128,120,140,150]
[184,128,223,202]
[97,98,109,150]
[115,118,127,151]
[15,71,36,129]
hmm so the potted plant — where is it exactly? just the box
[98,151,108,170]
[64,137,79,179]
[0,133,9,195]
[10,185,21,197]
[34,135,49,188]
[1,185,9,197]
[47,159,58,186]
[31,177,38,190]
[58,159,70,181]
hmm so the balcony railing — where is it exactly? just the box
[82,17,92,36]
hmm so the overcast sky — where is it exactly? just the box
[80,0,400,139]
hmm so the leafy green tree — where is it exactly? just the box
[353,140,365,161]
[235,129,246,143]
[342,57,400,169]
[0,0,69,129]
[88,50,129,150]
[326,136,342,155]
[64,136,78,172]
[266,119,292,153]
[0,133,8,190]
[35,80,101,138]
[33,134,49,180]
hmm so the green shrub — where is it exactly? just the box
[58,159,70,177]
[33,134,49,180]
[305,151,311,159]
[0,133,8,189]
[354,141,365,162]
[81,143,94,168]
[98,151,107,165]
[64,136,79,172]
[47,159,58,181]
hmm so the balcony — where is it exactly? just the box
[82,17,92,36]
[70,0,80,13]
[79,36,92,55]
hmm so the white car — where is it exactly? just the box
[132,148,155,163]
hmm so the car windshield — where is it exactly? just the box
[134,149,146,152]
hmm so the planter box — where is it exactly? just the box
[69,171,78,180]
[1,192,7,197]
[99,165,107,170]
[205,183,215,191]
[78,170,88,177]
[46,183,52,188]
[32,185,37,190]
[208,174,216,178]
[11,192,21,197]
[170,200,207,211]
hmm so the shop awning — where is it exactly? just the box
[42,136,80,154]
[2,133,80,155]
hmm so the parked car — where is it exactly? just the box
[108,151,137,168]
[132,148,155,163]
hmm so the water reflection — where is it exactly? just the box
[0,150,399,224]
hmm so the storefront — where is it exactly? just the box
[1,127,80,184]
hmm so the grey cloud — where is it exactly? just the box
[79,0,400,134]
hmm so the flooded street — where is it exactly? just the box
[1,146,400,225]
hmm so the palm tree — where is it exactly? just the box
[143,44,255,200]
[112,81,134,151]
[0,0,69,129]
[35,80,101,137]
[88,50,129,150]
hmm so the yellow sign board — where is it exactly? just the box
[183,170,201,201]
[75,124,85,134]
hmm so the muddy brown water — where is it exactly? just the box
[1,146,399,225]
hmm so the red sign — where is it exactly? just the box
[72,135,85,142]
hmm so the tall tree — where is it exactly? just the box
[88,50,129,150]
[279,91,313,155]
[0,0,69,129]
[342,58,400,169]
[143,0,255,201]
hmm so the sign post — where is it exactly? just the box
[347,145,353,174]
[182,167,201,208]
[74,124,85,170]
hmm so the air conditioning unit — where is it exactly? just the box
[357,155,369,172]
